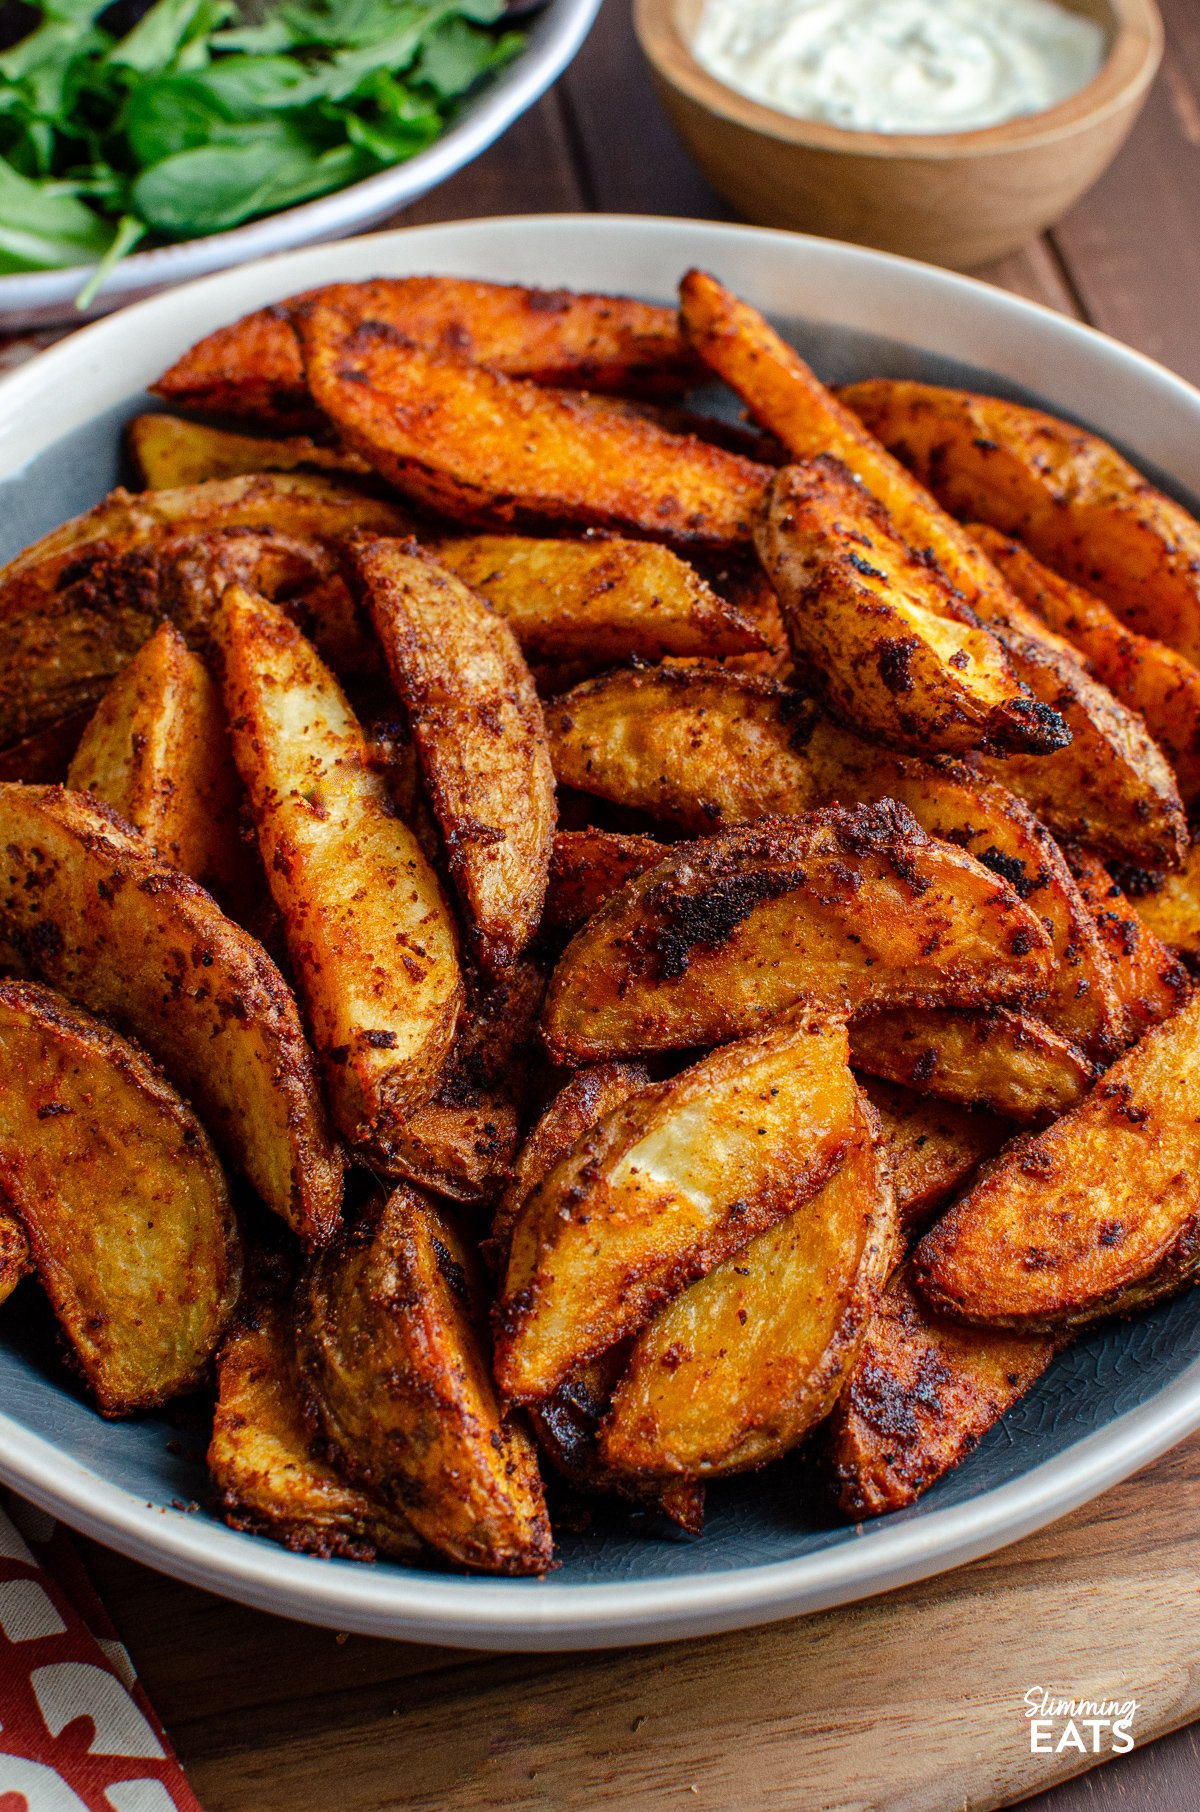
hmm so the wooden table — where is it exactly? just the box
[13,2,1200,1806]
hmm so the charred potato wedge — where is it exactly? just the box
[496,1010,858,1403]
[842,378,1200,667]
[67,621,243,899]
[210,1300,423,1561]
[1066,848,1191,1042]
[428,534,765,663]
[599,1096,896,1477]
[300,304,770,548]
[827,1266,1062,1516]
[354,539,556,970]
[849,1006,1094,1122]
[0,784,342,1242]
[542,804,1056,1063]
[0,1203,31,1306]
[915,994,1200,1330]
[0,979,241,1414]
[544,829,669,943]
[296,1186,552,1575]
[215,586,464,1156]
[1127,839,1200,960]
[129,414,372,488]
[860,1077,1009,1231]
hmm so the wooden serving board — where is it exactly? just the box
[78,1429,1200,1812]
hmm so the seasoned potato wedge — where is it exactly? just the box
[67,622,243,898]
[1066,848,1191,1042]
[354,539,555,970]
[129,413,372,488]
[915,994,1200,1329]
[215,586,464,1157]
[1128,839,1200,959]
[544,829,669,942]
[428,534,766,663]
[599,1097,896,1477]
[296,1186,552,1574]
[841,378,1200,666]
[757,460,1065,756]
[301,305,770,547]
[849,1006,1093,1121]
[496,1010,858,1403]
[210,1300,424,1561]
[0,784,342,1242]
[155,277,699,427]
[827,1266,1062,1516]
[0,1203,31,1306]
[860,1077,1009,1231]
[542,805,1056,1063]
[0,979,241,1414]
[0,710,92,784]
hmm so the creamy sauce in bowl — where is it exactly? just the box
[691,0,1107,135]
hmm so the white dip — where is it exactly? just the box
[691,0,1106,134]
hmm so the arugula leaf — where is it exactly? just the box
[131,126,370,233]
[108,0,233,72]
[418,15,521,99]
[0,154,112,268]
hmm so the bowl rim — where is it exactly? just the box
[634,0,1164,160]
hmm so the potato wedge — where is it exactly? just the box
[970,524,1200,807]
[849,1006,1093,1122]
[300,304,770,547]
[0,710,92,783]
[155,278,699,428]
[129,414,372,488]
[1127,839,1200,959]
[210,1300,424,1561]
[544,664,1121,1059]
[495,1010,858,1404]
[354,539,555,970]
[67,622,244,899]
[915,994,1200,1330]
[542,805,1056,1064]
[599,1096,896,1477]
[0,979,241,1414]
[296,1186,552,1575]
[544,829,669,942]
[757,460,1065,756]
[427,534,765,663]
[826,1265,1062,1516]
[215,585,464,1156]
[841,378,1200,666]
[0,1203,31,1307]
[860,1077,1009,1231]
[0,784,342,1242]
[1066,847,1191,1042]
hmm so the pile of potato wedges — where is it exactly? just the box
[4,268,1200,1573]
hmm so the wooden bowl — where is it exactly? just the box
[634,0,1163,270]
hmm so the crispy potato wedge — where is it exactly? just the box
[67,622,243,898]
[354,539,556,970]
[0,710,93,783]
[599,1097,896,1478]
[210,1300,424,1561]
[496,1010,858,1404]
[1066,847,1191,1042]
[155,278,699,428]
[0,784,342,1242]
[849,1006,1093,1121]
[0,1202,31,1307]
[427,534,765,663]
[296,1186,552,1574]
[543,829,669,942]
[129,414,372,488]
[757,460,1065,756]
[0,979,241,1414]
[827,1265,1062,1516]
[541,805,1056,1063]
[300,305,770,547]
[860,1077,1009,1231]
[215,585,464,1157]
[841,378,1200,666]
[915,994,1200,1330]
[1127,839,1200,959]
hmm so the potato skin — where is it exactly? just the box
[215,586,464,1158]
[542,804,1056,1064]
[860,1077,1009,1231]
[300,306,770,548]
[0,979,242,1414]
[599,1097,897,1478]
[1065,847,1191,1044]
[0,784,342,1243]
[296,1187,552,1575]
[0,1202,31,1306]
[354,540,556,971]
[915,994,1200,1330]
[849,1006,1094,1122]
[1128,838,1200,960]
[826,1265,1061,1517]
[543,830,669,943]
[128,414,372,488]
[842,378,1200,667]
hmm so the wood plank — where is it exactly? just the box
[388,90,587,226]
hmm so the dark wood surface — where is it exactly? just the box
[14,2,1200,1806]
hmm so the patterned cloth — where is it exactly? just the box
[0,1495,202,1811]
